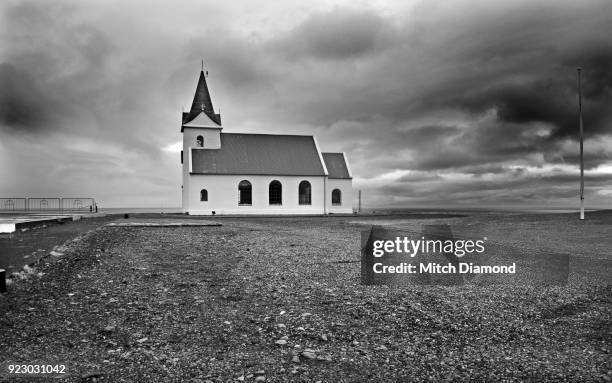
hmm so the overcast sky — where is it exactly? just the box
[1,0,610,209]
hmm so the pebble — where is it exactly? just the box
[320,334,328,341]
[275,339,287,345]
[291,355,300,363]
[375,345,388,351]
[301,351,316,359]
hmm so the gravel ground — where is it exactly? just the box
[0,215,117,273]
[0,213,610,382]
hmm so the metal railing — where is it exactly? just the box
[0,198,96,212]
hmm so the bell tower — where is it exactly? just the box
[181,67,222,213]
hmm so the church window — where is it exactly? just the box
[269,180,282,205]
[239,180,252,205]
[200,189,208,201]
[196,135,204,147]
[332,189,341,205]
[298,181,311,205]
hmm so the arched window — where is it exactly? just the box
[332,189,341,205]
[298,181,311,205]
[238,180,252,205]
[269,180,282,205]
[200,189,208,201]
[196,135,204,147]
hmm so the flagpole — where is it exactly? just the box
[578,67,584,220]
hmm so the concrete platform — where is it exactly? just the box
[0,213,107,234]
[107,218,221,227]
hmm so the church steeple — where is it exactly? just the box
[182,69,221,126]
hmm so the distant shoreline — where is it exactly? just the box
[95,207,609,215]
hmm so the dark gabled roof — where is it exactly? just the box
[191,133,327,176]
[183,70,221,125]
[322,152,351,179]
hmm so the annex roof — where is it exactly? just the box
[322,152,352,179]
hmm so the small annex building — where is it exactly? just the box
[180,69,352,215]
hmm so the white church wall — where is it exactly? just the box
[187,174,327,215]
[326,178,354,214]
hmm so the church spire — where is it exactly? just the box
[183,67,221,125]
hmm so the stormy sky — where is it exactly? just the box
[1,0,611,209]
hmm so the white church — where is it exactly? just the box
[180,69,353,215]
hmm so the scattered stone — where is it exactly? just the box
[291,355,300,363]
[375,345,388,351]
[320,334,328,341]
[301,350,316,359]
[275,339,287,345]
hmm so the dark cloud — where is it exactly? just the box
[0,63,53,131]
[438,48,612,141]
[0,2,114,135]
[277,8,391,60]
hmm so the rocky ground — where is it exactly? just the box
[0,213,611,382]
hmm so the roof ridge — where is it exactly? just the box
[221,132,315,138]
